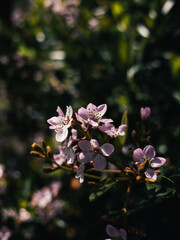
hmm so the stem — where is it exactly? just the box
[53,161,103,180]
[86,168,123,173]
[122,183,132,226]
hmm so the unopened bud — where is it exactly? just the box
[155,169,161,175]
[46,146,53,159]
[30,151,45,158]
[42,141,47,152]
[140,107,151,120]
[145,178,155,183]
[136,175,143,182]
[124,169,136,176]
[31,142,44,154]
[147,136,151,141]
[131,130,137,138]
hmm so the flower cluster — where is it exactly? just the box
[29,103,169,240]
[47,103,127,182]
[45,103,167,184]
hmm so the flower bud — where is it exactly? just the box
[46,146,53,159]
[30,151,45,158]
[136,175,143,182]
[140,107,151,120]
[145,178,155,183]
[31,142,44,154]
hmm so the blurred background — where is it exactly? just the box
[0,0,180,239]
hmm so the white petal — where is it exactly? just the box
[143,145,156,159]
[56,127,68,142]
[150,157,166,168]
[56,106,64,117]
[145,168,157,181]
[66,106,73,118]
[90,139,100,148]
[101,143,114,156]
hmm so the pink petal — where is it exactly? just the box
[101,143,114,156]
[88,119,99,127]
[145,168,157,181]
[78,107,89,121]
[99,118,113,123]
[90,139,100,148]
[47,116,62,126]
[78,151,93,163]
[143,145,156,159]
[106,225,121,238]
[61,148,75,164]
[118,124,127,135]
[119,229,127,240]
[98,123,114,132]
[93,154,106,170]
[133,148,145,162]
[56,106,64,117]
[66,106,73,118]
[97,104,107,117]
[150,157,166,168]
[78,140,91,151]
[86,103,97,113]
[55,127,68,142]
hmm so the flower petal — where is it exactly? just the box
[78,140,91,151]
[143,145,156,159]
[98,123,113,132]
[93,154,106,170]
[78,107,89,121]
[118,124,127,136]
[150,157,166,168]
[106,225,121,238]
[145,168,157,181]
[97,104,107,117]
[47,116,62,126]
[87,103,97,113]
[99,118,113,123]
[101,143,114,156]
[78,151,93,163]
[56,106,64,117]
[56,127,68,142]
[66,106,73,118]
[88,119,99,127]
[90,139,100,148]
[119,229,127,240]
[133,148,144,163]
[61,148,75,164]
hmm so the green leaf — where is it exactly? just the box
[89,181,116,202]
[119,110,128,145]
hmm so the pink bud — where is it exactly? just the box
[140,107,151,120]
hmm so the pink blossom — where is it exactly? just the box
[0,226,12,240]
[47,106,73,142]
[105,224,127,240]
[99,124,127,138]
[31,187,52,208]
[18,208,32,222]
[78,139,114,170]
[140,107,151,120]
[133,145,166,181]
[53,130,77,165]
[77,103,113,128]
